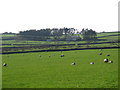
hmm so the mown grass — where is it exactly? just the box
[2,49,118,88]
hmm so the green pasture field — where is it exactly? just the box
[2,40,87,45]
[2,42,119,52]
[97,32,119,37]
[97,36,119,40]
[0,34,16,37]
[2,49,118,88]
[2,33,119,45]
[79,43,119,48]
[1,32,119,47]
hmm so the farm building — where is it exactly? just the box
[66,35,81,41]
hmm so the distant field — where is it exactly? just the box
[98,36,119,40]
[1,32,119,44]
[2,49,118,88]
[2,40,88,45]
[0,34,16,37]
[97,32,119,37]
[1,32,119,53]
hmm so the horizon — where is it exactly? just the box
[0,28,119,34]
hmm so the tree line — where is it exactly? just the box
[16,27,97,41]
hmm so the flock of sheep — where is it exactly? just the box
[3,49,113,67]
[71,49,113,65]
[40,49,113,66]
[100,49,113,64]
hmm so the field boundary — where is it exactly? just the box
[1,46,120,54]
[1,41,120,48]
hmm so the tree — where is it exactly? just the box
[80,28,97,47]
[63,27,76,40]
[18,29,52,41]
[17,27,77,41]
[51,28,63,40]
[81,28,97,41]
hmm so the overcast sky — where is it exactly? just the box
[0,0,119,33]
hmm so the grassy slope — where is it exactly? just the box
[1,32,119,51]
[2,32,119,44]
[97,32,119,37]
[2,49,118,88]
[0,34,15,37]
[98,36,119,40]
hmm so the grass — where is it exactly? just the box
[97,32,119,37]
[0,54,1,89]
[97,36,119,40]
[1,32,120,53]
[2,40,87,45]
[1,42,119,53]
[2,49,118,88]
[1,34,16,37]
[2,33,119,45]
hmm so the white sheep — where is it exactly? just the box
[108,61,113,63]
[60,54,64,57]
[100,49,102,51]
[90,62,94,64]
[104,59,108,63]
[71,62,76,65]
[3,63,7,67]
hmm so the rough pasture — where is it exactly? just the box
[2,49,118,88]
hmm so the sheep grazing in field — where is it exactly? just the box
[107,54,110,56]
[108,61,113,63]
[60,54,64,57]
[99,53,102,55]
[104,59,108,63]
[71,62,76,65]
[90,62,94,64]
[3,63,7,67]
[100,49,102,51]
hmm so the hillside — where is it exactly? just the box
[1,31,120,53]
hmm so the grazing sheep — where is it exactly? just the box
[90,62,94,64]
[3,63,7,67]
[71,62,76,65]
[107,54,110,56]
[104,59,108,63]
[100,49,102,51]
[99,53,102,55]
[109,61,113,63]
[60,54,64,57]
